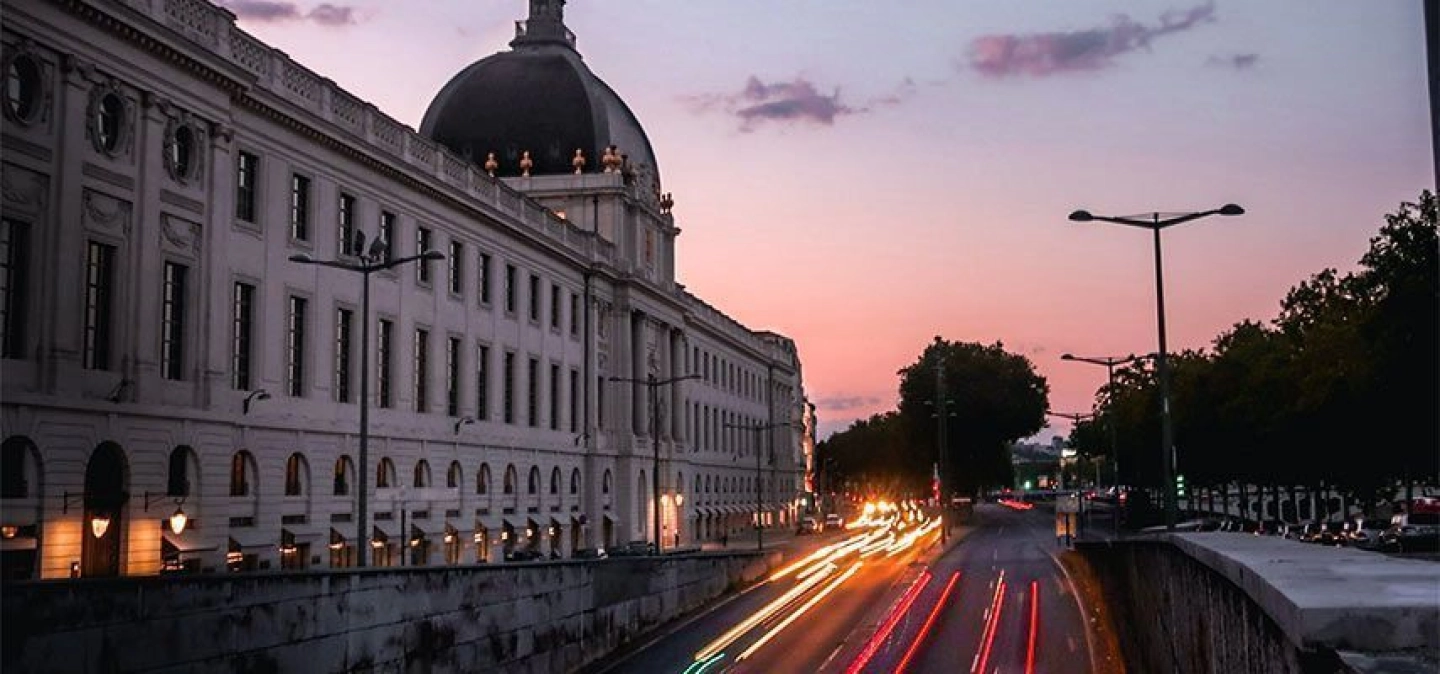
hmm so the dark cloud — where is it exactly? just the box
[815,395,885,412]
[1207,53,1259,70]
[221,1,359,26]
[968,2,1217,78]
[687,75,923,131]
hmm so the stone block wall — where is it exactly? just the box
[1,551,779,673]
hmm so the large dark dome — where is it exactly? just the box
[419,0,658,180]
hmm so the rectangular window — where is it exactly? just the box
[504,264,517,313]
[569,292,579,337]
[549,363,560,430]
[446,336,461,416]
[160,262,187,380]
[377,318,394,408]
[379,210,396,262]
[82,241,115,371]
[290,174,310,241]
[0,218,31,359]
[527,357,539,427]
[550,284,561,329]
[476,344,490,420]
[415,226,433,285]
[414,328,429,412]
[596,375,605,430]
[338,192,356,256]
[503,352,515,424]
[286,295,307,396]
[448,240,464,295]
[569,369,579,433]
[235,151,258,223]
[478,252,492,304]
[231,282,255,390]
[334,307,353,402]
[528,274,540,322]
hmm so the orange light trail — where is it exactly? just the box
[1025,579,1039,674]
[844,570,933,674]
[737,561,864,661]
[894,571,961,674]
[972,574,1008,674]
[693,562,836,662]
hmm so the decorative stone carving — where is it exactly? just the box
[659,192,674,214]
[572,148,585,174]
[1,163,49,217]
[82,189,132,236]
[519,150,533,177]
[484,151,499,177]
[160,213,201,254]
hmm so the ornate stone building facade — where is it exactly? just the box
[0,0,808,579]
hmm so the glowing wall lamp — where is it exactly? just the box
[144,492,189,535]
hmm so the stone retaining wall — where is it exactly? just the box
[1,551,780,673]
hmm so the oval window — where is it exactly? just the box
[96,92,124,152]
[4,54,40,122]
[170,125,194,178]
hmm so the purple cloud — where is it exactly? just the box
[968,2,1217,78]
[687,75,922,131]
[220,1,359,26]
[1207,53,1260,70]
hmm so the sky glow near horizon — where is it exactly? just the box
[224,0,1434,442]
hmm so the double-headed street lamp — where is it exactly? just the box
[1061,353,1145,490]
[1068,204,1244,531]
[608,373,699,554]
[290,242,444,566]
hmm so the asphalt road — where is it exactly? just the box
[599,504,1096,674]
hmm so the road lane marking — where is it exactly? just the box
[971,570,1007,674]
[1047,550,1100,674]
[844,570,933,674]
[737,561,864,662]
[694,562,837,662]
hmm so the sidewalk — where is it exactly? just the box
[696,526,804,553]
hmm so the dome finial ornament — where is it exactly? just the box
[572,148,586,174]
[602,145,622,174]
[519,150,533,177]
[484,151,498,177]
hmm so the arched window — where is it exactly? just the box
[284,452,306,496]
[167,446,195,497]
[477,464,491,495]
[527,466,540,495]
[503,464,517,495]
[229,450,255,496]
[550,467,561,495]
[447,461,462,489]
[377,457,396,488]
[570,468,580,495]
[602,469,612,495]
[695,473,701,494]
[677,471,684,499]
[1,437,37,498]
[414,460,430,488]
[334,455,354,495]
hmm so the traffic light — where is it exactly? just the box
[1175,473,1187,498]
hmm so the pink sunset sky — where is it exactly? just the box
[221,0,1434,441]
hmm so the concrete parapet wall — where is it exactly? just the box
[1,551,780,673]
[1078,534,1438,674]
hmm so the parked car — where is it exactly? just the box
[824,513,844,530]
[1381,512,1440,552]
[1294,522,1325,543]
[505,548,545,562]
[1317,522,1348,547]
[608,540,656,557]
[572,547,607,560]
[797,517,821,534]
[1346,518,1390,551]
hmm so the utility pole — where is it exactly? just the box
[608,372,698,554]
[726,420,792,551]
[931,358,955,542]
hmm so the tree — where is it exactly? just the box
[896,337,1049,494]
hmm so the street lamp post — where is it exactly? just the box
[1069,204,1243,530]
[290,242,444,566]
[725,420,792,551]
[608,373,699,554]
[1060,353,1143,491]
